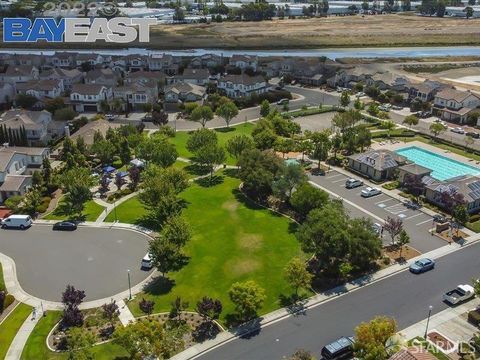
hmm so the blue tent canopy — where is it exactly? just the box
[117,171,128,178]
[103,166,116,173]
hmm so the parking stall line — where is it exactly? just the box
[332,179,346,183]
[375,198,396,205]
[404,213,423,221]
[416,219,433,226]
[325,174,344,180]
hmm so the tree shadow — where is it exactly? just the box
[288,222,299,234]
[50,201,86,222]
[195,174,225,188]
[143,276,175,296]
[225,315,263,339]
[224,168,239,178]
[215,127,235,134]
[278,294,309,316]
[185,164,210,177]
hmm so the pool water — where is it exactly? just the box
[285,159,300,166]
[395,146,480,181]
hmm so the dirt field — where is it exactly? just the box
[1,14,480,50]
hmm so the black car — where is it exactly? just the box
[433,214,447,223]
[52,221,77,231]
[466,132,480,139]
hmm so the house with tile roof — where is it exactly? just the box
[70,84,113,112]
[433,88,480,124]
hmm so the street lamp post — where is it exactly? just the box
[424,305,433,338]
[127,269,132,301]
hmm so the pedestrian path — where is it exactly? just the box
[117,300,135,326]
[93,190,138,223]
[5,306,41,360]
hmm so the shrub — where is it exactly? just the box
[139,298,155,315]
[382,181,399,190]
[469,214,480,223]
[3,294,15,311]
[112,159,122,168]
[468,310,480,326]
[0,291,4,312]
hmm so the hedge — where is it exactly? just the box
[469,310,480,326]
[3,294,14,312]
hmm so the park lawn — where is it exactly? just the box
[170,123,254,165]
[0,303,32,360]
[44,199,105,222]
[105,196,145,223]
[21,311,128,360]
[172,160,210,180]
[127,173,306,323]
[0,263,5,291]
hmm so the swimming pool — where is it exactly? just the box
[395,146,480,181]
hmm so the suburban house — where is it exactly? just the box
[0,65,39,84]
[348,149,407,181]
[0,82,15,105]
[167,68,210,86]
[398,163,432,184]
[16,79,64,100]
[190,54,223,69]
[1,54,44,68]
[70,84,113,112]
[433,88,480,123]
[0,145,50,202]
[48,52,76,68]
[217,74,270,98]
[113,81,159,111]
[407,80,447,102]
[85,68,119,88]
[125,70,166,89]
[229,55,258,72]
[0,109,64,144]
[425,175,480,214]
[126,55,147,72]
[365,71,409,91]
[75,53,105,67]
[164,83,207,110]
[147,54,178,75]
[39,68,83,91]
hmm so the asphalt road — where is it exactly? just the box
[0,225,151,301]
[309,170,445,253]
[198,242,480,360]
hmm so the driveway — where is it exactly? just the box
[309,170,445,253]
[0,225,151,302]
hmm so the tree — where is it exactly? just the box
[152,110,169,127]
[216,100,239,128]
[15,94,37,109]
[284,257,312,297]
[91,139,116,165]
[403,174,424,201]
[148,236,183,278]
[60,168,95,217]
[348,218,382,272]
[65,327,95,360]
[228,280,266,322]
[194,144,226,181]
[465,6,474,18]
[137,135,177,167]
[381,120,395,138]
[340,91,351,108]
[22,187,42,216]
[190,105,214,128]
[45,97,66,113]
[128,166,140,191]
[356,125,372,152]
[54,107,77,121]
[362,0,369,10]
[173,6,185,20]
[260,99,270,117]
[290,183,329,221]
[310,130,331,168]
[436,0,446,16]
[196,297,222,322]
[272,163,307,201]
[397,230,410,260]
[160,215,191,249]
[354,316,397,360]
[452,204,469,236]
[62,285,86,327]
[402,115,418,129]
[383,216,403,245]
[226,135,254,163]
[289,349,316,360]
[187,128,218,153]
[169,296,189,322]
[429,122,446,141]
[102,300,120,330]
[139,298,155,315]
[321,0,329,14]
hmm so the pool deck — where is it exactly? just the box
[372,140,480,172]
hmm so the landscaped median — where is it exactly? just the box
[0,303,32,359]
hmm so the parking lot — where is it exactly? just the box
[0,225,152,302]
[309,170,446,253]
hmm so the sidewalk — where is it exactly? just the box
[5,307,40,360]
[170,239,476,360]
[117,300,135,326]
[93,190,139,223]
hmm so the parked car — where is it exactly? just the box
[433,214,447,223]
[105,114,116,121]
[321,336,355,360]
[404,200,421,210]
[418,111,431,118]
[451,127,465,134]
[52,221,77,231]
[141,253,153,270]
[372,223,383,235]
[391,105,403,110]
[443,284,475,305]
[345,178,363,189]
[356,92,365,97]
[379,104,391,112]
[1,215,32,229]
[276,98,289,105]
[466,132,480,139]
[361,187,382,198]
[409,258,435,274]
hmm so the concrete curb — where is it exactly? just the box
[171,237,480,360]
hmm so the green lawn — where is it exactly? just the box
[21,311,128,360]
[105,196,145,223]
[170,123,254,165]
[0,303,32,360]
[0,263,5,291]
[466,220,480,233]
[44,199,105,222]
[172,160,210,180]
[127,173,306,324]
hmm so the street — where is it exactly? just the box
[197,241,480,360]
[309,171,445,253]
[0,225,151,301]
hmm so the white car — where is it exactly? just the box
[141,253,153,270]
[1,215,32,229]
[443,284,475,305]
[345,178,363,189]
[451,127,465,134]
[361,187,382,198]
